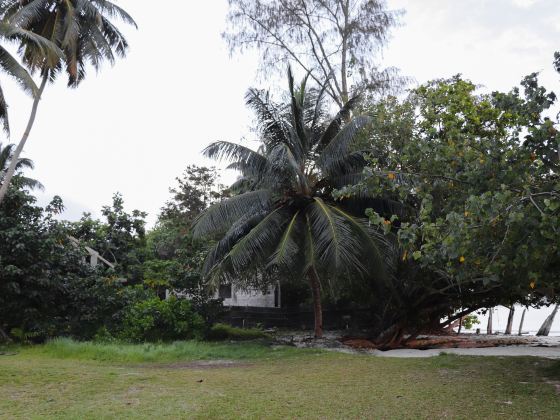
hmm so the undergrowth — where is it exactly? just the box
[17,338,313,364]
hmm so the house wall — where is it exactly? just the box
[217,284,280,308]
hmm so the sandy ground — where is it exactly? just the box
[369,345,560,359]
[276,332,560,359]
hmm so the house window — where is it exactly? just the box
[219,284,232,299]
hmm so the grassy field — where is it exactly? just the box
[1,339,559,419]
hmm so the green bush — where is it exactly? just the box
[118,296,204,342]
[206,323,268,341]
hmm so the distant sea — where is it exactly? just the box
[464,329,560,337]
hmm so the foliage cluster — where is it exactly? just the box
[334,64,560,342]
[0,166,226,343]
[118,296,204,343]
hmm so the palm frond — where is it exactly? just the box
[245,88,289,149]
[0,142,41,190]
[228,175,256,193]
[2,0,49,27]
[309,79,329,131]
[266,143,305,190]
[90,0,138,28]
[1,23,62,67]
[318,115,371,175]
[0,45,37,95]
[192,189,272,238]
[14,156,35,171]
[267,210,301,270]
[315,95,361,152]
[0,143,14,169]
[308,197,366,274]
[204,141,267,177]
[288,66,308,153]
[203,210,269,277]
[322,152,367,181]
[226,206,290,273]
[0,83,9,134]
[204,209,289,287]
[12,0,135,86]
[330,206,393,279]
[17,175,44,191]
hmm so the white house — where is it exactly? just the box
[216,283,281,308]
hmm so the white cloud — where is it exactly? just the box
[511,0,539,8]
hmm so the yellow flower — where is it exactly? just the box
[383,220,392,225]
[387,172,396,180]
[464,211,470,217]
[459,256,466,263]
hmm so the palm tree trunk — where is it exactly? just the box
[537,303,559,336]
[487,308,493,334]
[505,306,515,335]
[0,73,48,205]
[340,0,350,105]
[308,267,323,339]
[518,308,527,336]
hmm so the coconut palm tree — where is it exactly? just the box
[193,70,396,338]
[0,17,60,134]
[0,142,42,191]
[0,0,137,204]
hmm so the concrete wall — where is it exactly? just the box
[219,284,280,308]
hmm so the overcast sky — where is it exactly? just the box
[3,0,559,330]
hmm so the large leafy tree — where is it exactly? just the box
[0,0,136,204]
[0,185,98,341]
[223,0,404,106]
[145,166,226,324]
[67,193,147,282]
[193,70,395,338]
[346,66,560,344]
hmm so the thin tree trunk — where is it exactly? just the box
[487,308,493,335]
[308,267,323,339]
[340,0,349,104]
[505,306,515,335]
[537,303,559,336]
[0,73,48,205]
[518,308,527,336]
[458,316,463,334]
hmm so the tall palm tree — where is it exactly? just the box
[0,17,60,134]
[0,142,42,191]
[0,0,137,204]
[193,70,396,338]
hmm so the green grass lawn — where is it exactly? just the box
[1,339,559,419]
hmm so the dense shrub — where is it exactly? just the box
[206,323,268,341]
[118,296,204,342]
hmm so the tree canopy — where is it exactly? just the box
[223,0,404,105]
[337,66,560,344]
